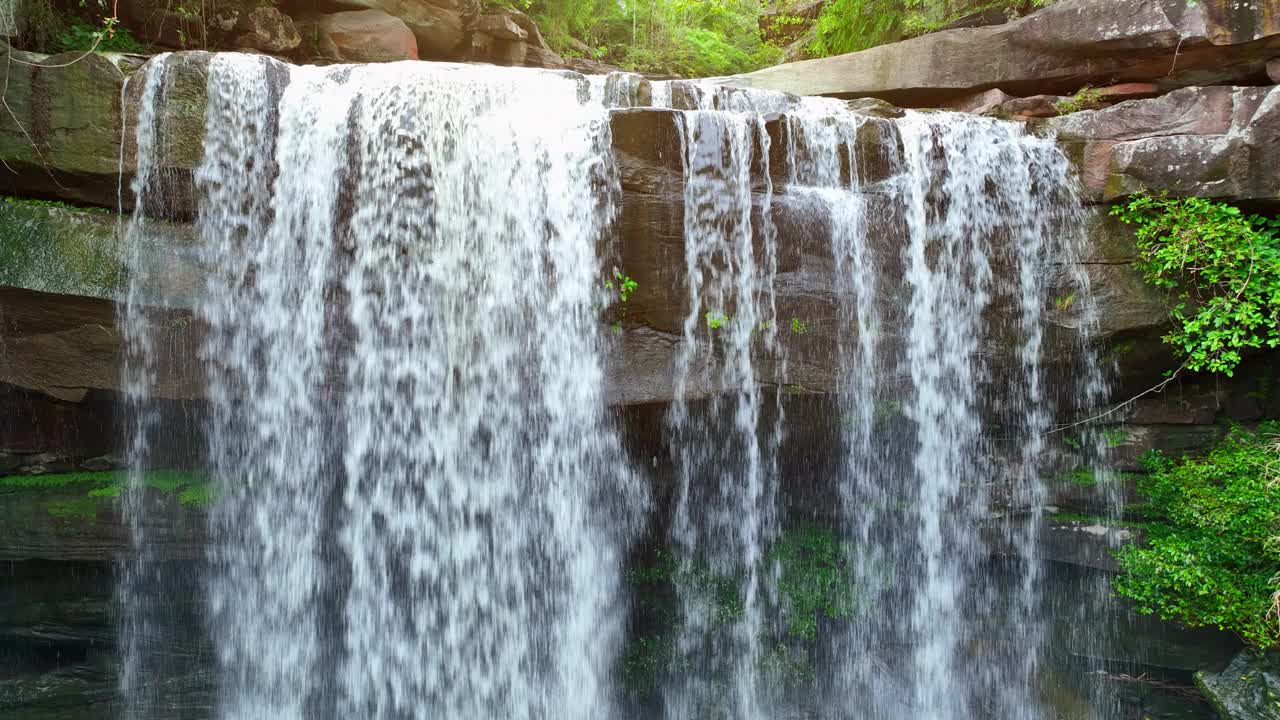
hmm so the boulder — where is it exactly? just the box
[308,10,418,63]
[1044,85,1280,205]
[1093,82,1160,102]
[466,31,527,66]
[233,6,301,52]
[0,50,129,208]
[997,94,1066,119]
[1195,651,1280,720]
[730,0,1280,105]
[945,87,1016,114]
[521,43,569,69]
[1269,57,1280,82]
[0,202,123,301]
[472,12,526,42]
[328,0,462,57]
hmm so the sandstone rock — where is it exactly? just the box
[567,57,625,76]
[730,0,1280,105]
[1195,651,1280,720]
[1093,82,1160,102]
[0,51,128,208]
[466,32,526,66]
[327,0,460,57]
[311,10,418,63]
[521,43,569,69]
[945,87,1016,114]
[997,94,1066,119]
[844,97,905,118]
[0,287,204,402]
[473,12,526,41]
[0,202,123,301]
[1046,85,1280,204]
[234,6,301,52]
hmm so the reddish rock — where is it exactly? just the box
[329,0,464,58]
[945,87,1016,114]
[522,44,569,69]
[1045,85,1280,203]
[999,94,1067,119]
[473,13,527,41]
[1093,82,1160,101]
[314,10,418,63]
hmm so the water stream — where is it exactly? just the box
[117,56,1117,720]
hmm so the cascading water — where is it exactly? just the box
[120,55,1106,720]
[660,102,785,720]
[643,81,1098,719]
[126,54,646,719]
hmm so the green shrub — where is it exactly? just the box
[1111,196,1280,376]
[56,18,146,53]
[1113,424,1280,648]
[1054,85,1106,115]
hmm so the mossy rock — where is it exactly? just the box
[0,198,122,299]
[1195,650,1280,720]
[0,470,211,562]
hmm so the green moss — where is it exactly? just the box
[0,197,123,298]
[619,524,858,696]
[44,496,100,522]
[0,469,214,506]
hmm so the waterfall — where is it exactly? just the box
[126,54,646,720]
[121,56,1100,720]
[645,81,1094,719]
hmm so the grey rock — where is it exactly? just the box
[1195,651,1280,720]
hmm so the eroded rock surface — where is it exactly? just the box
[731,0,1280,104]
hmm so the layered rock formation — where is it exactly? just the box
[732,0,1280,105]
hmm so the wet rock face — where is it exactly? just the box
[730,0,1280,104]
[1043,85,1280,206]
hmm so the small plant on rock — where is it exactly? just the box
[1054,86,1106,115]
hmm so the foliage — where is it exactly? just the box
[521,0,781,77]
[766,523,857,640]
[604,266,638,303]
[809,0,1052,57]
[620,524,858,695]
[1111,196,1280,376]
[1113,424,1280,648]
[1054,85,1106,115]
[705,311,729,330]
[789,317,809,335]
[57,17,145,52]
[604,266,638,333]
